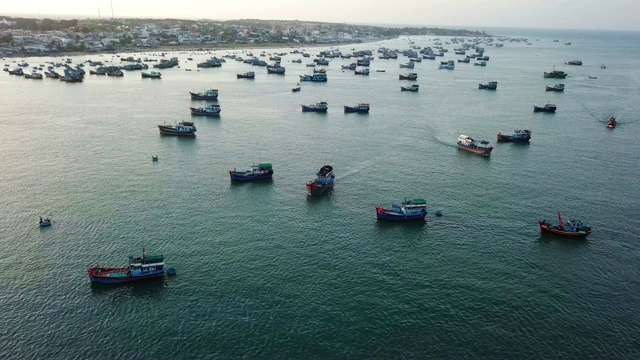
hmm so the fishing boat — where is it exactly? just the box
[299,73,327,82]
[341,63,357,70]
[344,103,370,113]
[543,69,568,78]
[545,84,565,92]
[375,198,428,221]
[292,86,301,92]
[354,68,370,75]
[302,101,328,112]
[588,75,597,79]
[539,212,592,238]
[565,60,582,65]
[44,70,60,79]
[229,163,274,181]
[158,121,196,136]
[190,89,218,100]
[39,216,51,227]
[266,65,286,74]
[534,104,557,113]
[474,61,487,66]
[401,84,419,92]
[478,81,497,90]
[313,68,326,74]
[59,71,84,82]
[237,71,255,79]
[24,72,43,79]
[497,129,531,143]
[600,65,606,69]
[107,69,124,77]
[190,104,221,116]
[141,71,161,78]
[87,251,167,284]
[399,73,418,80]
[457,135,493,156]
[8,68,24,76]
[606,116,616,128]
[306,165,334,196]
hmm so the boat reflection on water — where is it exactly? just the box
[90,276,167,297]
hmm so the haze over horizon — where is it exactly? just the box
[2,0,639,31]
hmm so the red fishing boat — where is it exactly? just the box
[539,211,592,238]
[606,116,616,128]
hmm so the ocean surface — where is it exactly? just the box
[1,28,639,359]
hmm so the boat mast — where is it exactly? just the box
[557,211,564,230]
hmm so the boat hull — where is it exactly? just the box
[497,134,530,143]
[534,106,556,113]
[229,171,273,181]
[375,207,426,221]
[306,182,332,196]
[158,126,196,137]
[457,144,493,156]
[539,222,591,238]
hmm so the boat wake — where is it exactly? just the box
[335,160,376,180]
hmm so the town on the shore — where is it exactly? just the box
[0,16,489,57]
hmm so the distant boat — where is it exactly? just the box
[190,104,221,116]
[600,65,607,69]
[376,70,386,72]
[302,101,328,112]
[375,198,428,221]
[473,61,487,66]
[457,135,493,156]
[24,72,43,79]
[190,89,218,100]
[344,103,370,113]
[588,75,597,79]
[399,73,418,80]
[545,83,565,92]
[306,165,334,196]
[237,71,255,79]
[534,104,557,113]
[606,116,616,128]
[478,81,497,90]
[354,68,370,75]
[497,129,531,143]
[39,216,51,227]
[158,121,196,136]
[87,251,167,284]
[400,84,419,92]
[229,163,274,181]
[141,71,161,78]
[299,73,327,82]
[106,69,124,77]
[291,86,301,92]
[539,212,592,238]
[544,69,567,78]
[565,60,582,65]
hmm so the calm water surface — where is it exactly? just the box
[1,29,639,359]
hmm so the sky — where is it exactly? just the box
[2,0,640,31]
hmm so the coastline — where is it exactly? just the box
[2,39,391,59]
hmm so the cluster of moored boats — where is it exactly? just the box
[30,37,608,285]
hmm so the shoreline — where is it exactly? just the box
[2,39,393,59]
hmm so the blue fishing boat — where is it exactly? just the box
[299,73,327,82]
[158,121,196,136]
[344,103,370,113]
[190,104,221,116]
[229,163,274,181]
[497,129,531,143]
[190,89,218,100]
[376,198,428,221]
[306,165,334,195]
[87,251,167,284]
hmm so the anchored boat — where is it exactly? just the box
[229,163,274,181]
[457,135,493,156]
[376,198,428,221]
[539,212,592,238]
[306,165,334,196]
[88,252,167,284]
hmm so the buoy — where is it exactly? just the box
[167,268,176,276]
